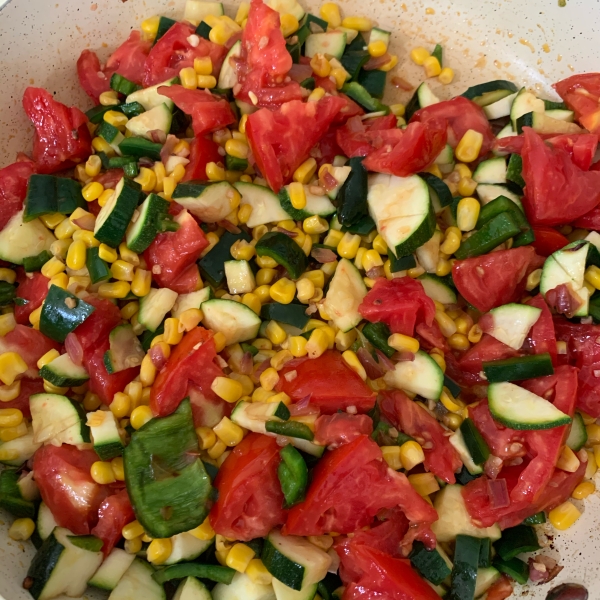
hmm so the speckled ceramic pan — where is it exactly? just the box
[1,0,600,598]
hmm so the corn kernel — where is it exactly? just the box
[141,15,160,40]
[90,461,116,485]
[310,53,331,78]
[211,377,244,403]
[341,350,367,380]
[447,332,470,351]
[456,197,481,232]
[438,67,455,85]
[320,2,342,27]
[8,518,35,541]
[207,438,227,459]
[280,12,299,37]
[98,281,131,299]
[192,57,213,77]
[0,380,20,403]
[296,278,315,304]
[410,47,430,65]
[293,158,317,185]
[549,501,581,531]
[135,167,157,193]
[246,558,272,585]
[269,278,296,305]
[259,367,280,392]
[337,232,361,259]
[368,40,388,57]
[341,16,372,31]
[188,517,215,541]
[584,265,600,290]
[226,543,255,573]
[399,440,425,470]
[408,472,440,496]
[37,349,60,370]
[572,480,595,500]
[330,67,348,89]
[130,405,153,430]
[82,181,104,203]
[99,90,120,106]
[214,416,244,446]
[180,66,198,89]
[147,538,173,565]
[455,129,484,164]
[195,426,216,450]
[264,320,286,346]
[0,353,27,387]
[198,74,217,89]
[306,328,328,359]
[381,445,402,470]
[423,55,442,78]
[110,392,131,419]
[388,333,419,354]
[286,335,307,358]
[308,87,326,102]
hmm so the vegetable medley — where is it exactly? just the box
[1,1,600,599]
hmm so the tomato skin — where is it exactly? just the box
[547,133,598,170]
[0,159,36,231]
[314,414,373,449]
[151,327,223,417]
[554,73,600,132]
[276,350,376,414]
[157,86,236,137]
[33,445,110,535]
[22,87,92,174]
[572,205,600,230]
[411,96,494,158]
[521,127,600,226]
[458,334,520,375]
[74,296,121,354]
[341,547,440,600]
[235,0,303,108]
[187,383,232,429]
[182,136,223,182]
[0,325,60,379]
[525,294,557,365]
[246,96,346,192]
[91,489,134,557]
[358,277,436,337]
[530,226,569,257]
[335,115,404,158]
[143,22,226,87]
[362,118,448,177]
[77,50,111,103]
[166,263,204,294]
[379,390,462,484]
[210,433,287,541]
[452,246,543,313]
[14,270,50,325]
[143,211,208,290]
[284,435,438,538]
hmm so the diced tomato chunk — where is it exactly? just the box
[0,160,37,231]
[14,270,50,325]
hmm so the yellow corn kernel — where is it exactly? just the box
[197,74,217,89]
[293,158,318,185]
[341,16,372,31]
[587,423,600,445]
[265,320,287,346]
[381,445,403,470]
[65,240,86,272]
[188,517,215,542]
[110,392,132,419]
[370,235,387,256]
[206,161,227,181]
[438,67,455,85]
[362,249,384,272]
[97,88,120,106]
[306,328,328,359]
[147,538,173,565]
[98,281,131,299]
[368,40,388,58]
[251,285,270,304]
[302,215,328,236]
[435,258,452,277]
[408,472,440,496]
[135,167,158,193]
[140,355,156,388]
[464,326,482,347]
[447,333,470,351]
[440,227,461,255]
[193,56,213,76]
[319,1,342,27]
[255,255,278,270]
[321,260,338,279]
[233,203,251,226]
[83,155,102,179]
[260,367,280,392]
[270,350,292,372]
[410,47,430,65]
[548,501,581,531]
[286,182,306,212]
[180,66,198,89]
[456,197,481,232]
[594,445,600,472]
[29,306,42,330]
[107,457,124,483]
[211,377,244,403]
[108,259,134,283]
[337,232,361,259]
[211,332,226,353]
[207,438,227,460]
[0,353,27,387]
[43,380,68,394]
[388,333,420,354]
[379,54,398,71]
[0,380,21,403]
[230,240,255,263]
[423,55,442,78]
[39,213,66,230]
[330,67,348,90]
[308,87,327,103]
[90,461,116,485]
[72,229,99,249]
[435,310,458,338]
[176,308,202,333]
[120,301,139,322]
[82,181,104,203]
[196,426,217,450]
[83,391,101,411]
[254,269,275,287]
[252,386,276,403]
[224,139,249,161]
[246,558,272,585]
[572,481,595,500]
[270,278,296,305]
[296,278,315,304]
[129,269,151,298]
[310,53,331,78]
[399,440,425,470]
[37,349,60,370]
[92,135,116,157]
[8,518,35,542]
[287,335,307,358]
[239,293,260,316]
[280,12,299,37]
[455,129,484,164]
[439,388,462,413]
[457,175,477,197]
[444,412,463,431]
[0,408,22,429]
[214,416,244,446]
[525,268,542,292]
[341,350,367,381]
[98,189,114,207]
[226,543,255,573]
[124,537,143,554]
[584,265,600,290]
[54,219,76,241]
[97,243,117,263]
[141,15,160,40]
[585,448,597,479]
[160,175,175,200]
[104,111,128,130]
[300,272,324,292]
[130,405,153,430]
[160,318,181,346]
[0,270,15,287]
[455,163,472,179]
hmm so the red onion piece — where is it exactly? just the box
[149,344,168,370]
[274,227,298,237]
[375,349,395,372]
[65,333,83,367]
[148,129,167,144]
[391,76,414,91]
[311,247,337,263]
[546,284,584,318]
[357,347,385,379]
[484,454,504,480]
[218,220,241,234]
[289,396,320,417]
[320,171,338,192]
[253,358,271,381]
[160,134,179,164]
[487,478,510,509]
[139,157,155,167]
[478,313,494,334]
[529,555,563,585]
[72,213,96,231]
[366,266,385,279]
[391,351,415,362]
[288,63,313,82]
[239,352,253,375]
[364,53,392,70]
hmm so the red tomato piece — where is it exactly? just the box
[314,127,344,167]
[358,277,435,337]
[485,576,514,600]
[33,445,110,535]
[210,433,286,540]
[151,327,223,417]
[452,246,543,313]
[235,0,303,109]
[143,22,226,87]
[362,119,448,177]
[335,115,403,158]
[530,226,569,257]
[157,86,236,137]
[493,135,524,156]
[143,211,208,290]
[91,489,134,557]
[573,206,600,230]
[182,136,223,182]
[187,383,232,429]
[521,127,600,225]
[415,321,449,353]
[330,94,365,125]
[458,334,520,375]
[276,350,376,414]
[284,435,438,538]
[14,270,50,325]
[314,414,373,449]
[554,73,600,132]
[525,294,557,365]
[22,87,92,174]
[411,96,494,158]
[74,296,121,354]
[77,50,111,103]
[341,546,440,600]
[0,325,59,379]
[379,389,462,484]
[94,169,124,190]
[105,31,152,86]
[0,160,37,230]
[246,96,346,192]
[166,263,204,294]
[547,133,598,170]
